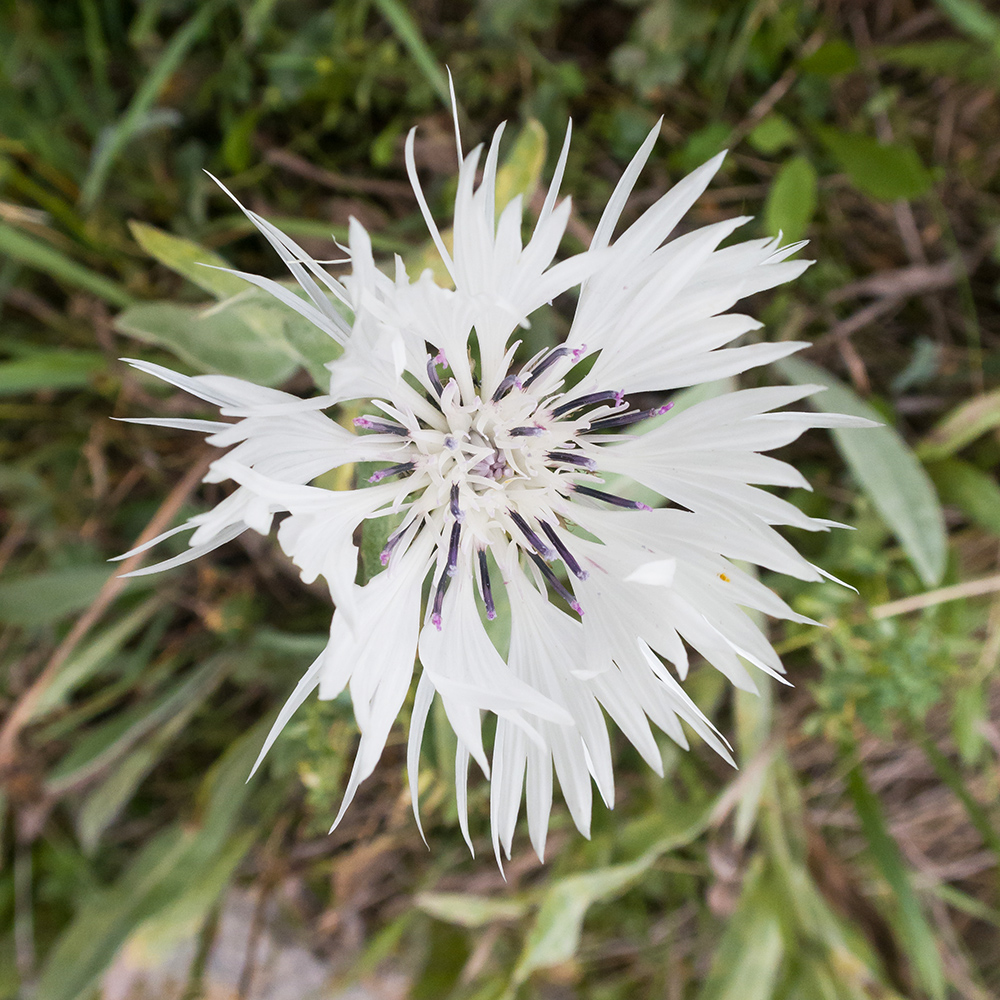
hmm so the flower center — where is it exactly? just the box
[354,348,671,628]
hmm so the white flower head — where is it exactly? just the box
[120,111,870,864]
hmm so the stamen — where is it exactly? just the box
[446,521,461,576]
[449,482,464,522]
[521,347,571,388]
[508,511,555,558]
[528,553,583,616]
[491,373,522,402]
[380,518,417,566]
[368,462,415,483]
[478,549,496,620]
[426,355,444,397]
[509,425,545,437]
[551,390,622,419]
[546,451,597,470]
[354,416,409,435]
[539,521,588,580]
[586,403,673,432]
[572,484,652,511]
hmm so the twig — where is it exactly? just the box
[872,574,1000,619]
[0,450,214,772]
[263,147,414,200]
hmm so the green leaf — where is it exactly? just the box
[0,223,134,308]
[926,458,1000,537]
[799,39,859,76]
[776,357,947,587]
[816,126,932,202]
[128,220,247,299]
[115,289,341,387]
[874,40,999,84]
[764,155,817,243]
[494,119,547,216]
[846,763,946,1000]
[933,0,1000,52]
[0,565,114,626]
[747,114,798,155]
[371,0,451,106]
[415,892,529,928]
[0,350,105,396]
[917,388,1000,460]
[513,797,714,983]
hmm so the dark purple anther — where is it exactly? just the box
[521,347,572,389]
[586,402,674,433]
[528,553,583,616]
[491,373,522,402]
[478,549,496,620]
[509,511,555,558]
[510,425,545,437]
[354,416,409,435]
[539,521,589,580]
[446,521,461,576]
[573,484,653,510]
[551,391,622,419]
[449,482,464,522]
[426,355,444,397]
[546,451,597,470]
[368,462,415,483]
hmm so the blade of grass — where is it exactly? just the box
[371,0,451,107]
[80,0,223,211]
[845,761,947,1000]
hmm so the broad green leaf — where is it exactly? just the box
[926,458,1000,537]
[816,126,932,201]
[917,388,1000,460]
[415,892,528,928]
[513,797,714,983]
[747,114,798,155]
[0,222,133,307]
[765,155,817,243]
[799,39,859,76]
[0,350,105,396]
[0,565,115,626]
[116,288,340,387]
[846,763,946,1000]
[776,357,946,587]
[128,220,246,299]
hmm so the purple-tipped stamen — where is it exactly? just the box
[491,373,522,402]
[354,416,409,436]
[510,425,545,437]
[539,521,589,580]
[478,549,496,620]
[551,390,622,419]
[380,518,416,566]
[546,450,597,471]
[528,553,583,616]
[521,347,572,389]
[586,402,673,433]
[573,484,652,511]
[449,482,464,522]
[446,520,461,577]
[368,462,415,483]
[426,355,444,397]
[509,511,555,558]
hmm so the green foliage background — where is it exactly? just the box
[1,0,999,997]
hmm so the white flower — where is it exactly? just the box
[119,114,870,864]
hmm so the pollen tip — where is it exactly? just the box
[487,609,497,620]
[353,417,371,428]
[656,403,674,415]
[431,612,443,631]
[636,502,653,511]
[380,551,390,566]
[435,350,447,366]
[571,344,586,360]
[570,601,584,616]
[444,435,457,450]
[579,570,590,580]
[615,391,625,406]
[368,471,384,483]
